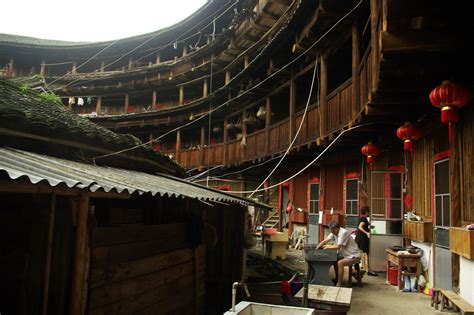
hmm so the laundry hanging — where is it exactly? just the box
[77,97,84,106]
[68,97,75,105]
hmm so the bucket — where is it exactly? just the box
[388,267,398,285]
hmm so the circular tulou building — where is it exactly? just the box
[2,0,474,309]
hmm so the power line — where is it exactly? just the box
[91,0,363,162]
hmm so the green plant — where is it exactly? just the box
[39,91,62,106]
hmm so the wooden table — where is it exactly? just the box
[386,249,421,290]
[263,230,288,260]
[294,284,352,314]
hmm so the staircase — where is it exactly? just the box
[262,210,280,229]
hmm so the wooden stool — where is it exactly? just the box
[430,288,441,310]
[348,263,362,286]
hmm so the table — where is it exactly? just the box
[263,230,288,260]
[304,247,337,286]
[386,249,421,290]
[294,284,352,314]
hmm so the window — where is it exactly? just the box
[371,171,403,219]
[388,173,403,219]
[309,182,320,213]
[345,178,359,215]
[434,159,450,227]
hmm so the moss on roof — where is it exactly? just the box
[0,78,183,175]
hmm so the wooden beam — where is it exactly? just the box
[0,180,131,198]
[40,61,46,76]
[70,192,89,315]
[179,86,184,105]
[199,126,205,170]
[242,109,247,160]
[370,0,379,90]
[450,123,461,287]
[124,94,129,113]
[203,78,209,98]
[95,96,102,114]
[289,71,296,143]
[351,17,361,120]
[265,97,271,154]
[152,90,157,109]
[225,70,231,85]
[223,117,228,165]
[42,193,56,315]
[319,55,328,136]
[380,31,454,53]
[176,130,181,163]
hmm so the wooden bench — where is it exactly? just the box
[439,290,474,315]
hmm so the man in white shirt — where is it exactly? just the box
[316,221,361,287]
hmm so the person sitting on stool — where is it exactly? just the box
[316,221,361,287]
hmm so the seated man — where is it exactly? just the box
[316,221,361,287]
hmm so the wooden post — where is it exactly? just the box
[70,193,89,315]
[203,78,209,98]
[42,194,56,315]
[128,56,133,69]
[370,0,379,90]
[223,118,228,165]
[124,94,129,113]
[179,86,184,105]
[176,130,181,163]
[95,96,102,114]
[8,58,14,76]
[225,70,231,85]
[152,90,157,109]
[242,109,247,160]
[244,55,250,68]
[450,123,461,288]
[351,17,361,119]
[183,45,187,57]
[72,62,77,74]
[289,71,296,144]
[100,61,105,72]
[200,126,206,170]
[156,53,161,64]
[40,61,46,76]
[319,55,328,137]
[265,97,271,154]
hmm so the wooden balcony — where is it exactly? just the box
[166,45,376,169]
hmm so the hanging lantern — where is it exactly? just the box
[361,142,381,169]
[396,122,422,152]
[429,80,471,142]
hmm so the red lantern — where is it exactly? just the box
[361,142,381,169]
[429,81,471,142]
[396,122,422,152]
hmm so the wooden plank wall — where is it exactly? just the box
[412,127,449,219]
[88,223,204,315]
[323,163,344,211]
[460,106,474,223]
[204,204,245,315]
[293,171,309,211]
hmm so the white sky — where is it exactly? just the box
[1,0,208,42]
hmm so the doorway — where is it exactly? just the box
[370,170,404,272]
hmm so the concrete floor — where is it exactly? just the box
[247,244,448,315]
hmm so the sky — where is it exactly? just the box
[1,0,208,42]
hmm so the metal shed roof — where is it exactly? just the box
[0,147,254,206]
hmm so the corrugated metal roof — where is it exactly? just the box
[0,147,252,206]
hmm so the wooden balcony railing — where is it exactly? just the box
[164,43,377,169]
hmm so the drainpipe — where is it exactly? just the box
[231,281,251,312]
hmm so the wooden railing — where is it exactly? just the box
[165,44,376,168]
[325,79,353,134]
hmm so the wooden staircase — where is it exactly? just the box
[262,210,280,228]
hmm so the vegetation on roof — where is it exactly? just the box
[0,78,183,174]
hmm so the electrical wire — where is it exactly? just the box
[225,123,374,194]
[51,0,237,91]
[91,0,363,162]
[249,54,318,197]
